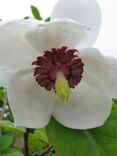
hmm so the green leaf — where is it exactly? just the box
[28,129,48,154]
[0,136,13,152]
[46,104,117,156]
[0,87,6,104]
[0,120,25,136]
[35,128,48,143]
[1,148,23,156]
[45,17,51,22]
[31,5,42,20]
[113,99,117,105]
[24,16,30,19]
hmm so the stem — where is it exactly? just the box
[24,128,30,156]
[35,145,53,156]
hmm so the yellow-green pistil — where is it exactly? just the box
[55,72,71,103]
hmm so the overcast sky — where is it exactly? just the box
[0,0,117,57]
[0,0,57,20]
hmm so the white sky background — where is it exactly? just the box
[0,0,117,57]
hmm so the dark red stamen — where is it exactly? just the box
[32,46,84,91]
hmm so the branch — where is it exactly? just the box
[34,145,54,156]
[24,128,34,156]
[24,128,30,156]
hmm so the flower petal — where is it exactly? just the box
[102,56,117,98]
[26,19,89,52]
[79,47,117,98]
[53,82,112,129]
[0,19,40,86]
[52,0,101,48]
[1,19,40,39]
[7,69,55,128]
[0,69,14,87]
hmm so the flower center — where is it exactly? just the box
[32,46,84,101]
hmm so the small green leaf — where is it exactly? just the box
[0,87,6,104]
[0,136,13,152]
[46,104,117,156]
[28,129,47,154]
[35,128,48,143]
[45,17,51,22]
[1,148,23,156]
[113,98,117,105]
[24,16,30,19]
[0,120,25,136]
[31,5,42,20]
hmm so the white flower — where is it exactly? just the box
[0,0,117,130]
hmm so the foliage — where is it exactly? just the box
[0,135,13,151]
[31,5,43,20]
[45,16,51,22]
[0,135,23,156]
[28,129,48,154]
[47,102,117,156]
[0,120,25,136]
[31,5,51,22]
[1,148,24,156]
[0,87,6,106]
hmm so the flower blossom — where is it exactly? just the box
[0,0,117,130]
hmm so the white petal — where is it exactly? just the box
[7,69,55,128]
[52,0,101,48]
[0,20,8,26]
[0,19,41,86]
[103,56,117,98]
[2,19,40,39]
[53,82,112,129]
[79,48,108,91]
[79,47,117,98]
[26,19,89,52]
